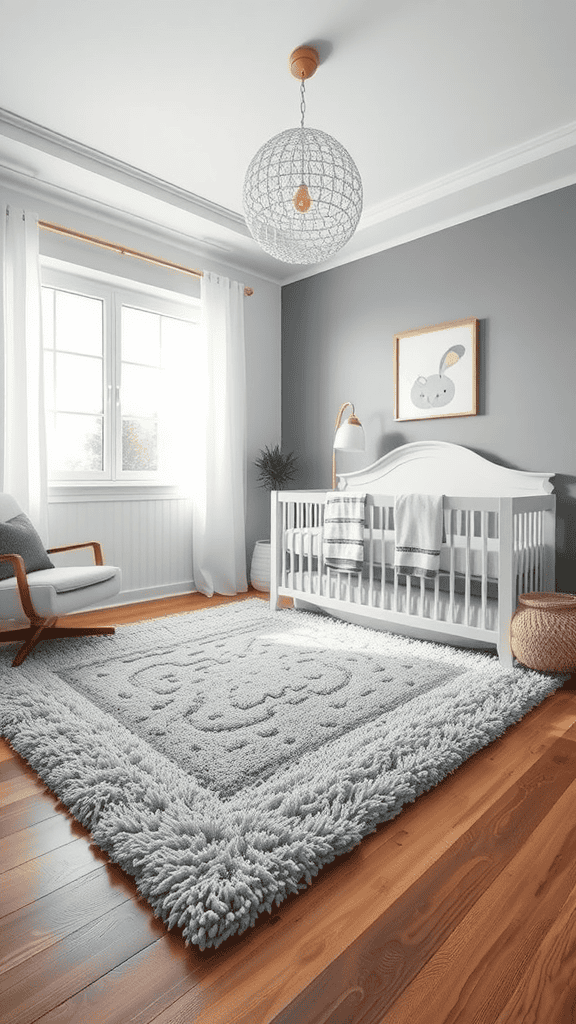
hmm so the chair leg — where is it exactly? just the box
[5,622,115,667]
[12,620,55,667]
[46,626,116,639]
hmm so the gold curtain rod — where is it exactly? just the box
[37,220,254,297]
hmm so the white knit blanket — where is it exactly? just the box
[323,492,366,571]
[394,493,444,578]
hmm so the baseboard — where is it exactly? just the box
[87,581,197,610]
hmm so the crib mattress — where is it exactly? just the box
[287,571,499,632]
[286,530,540,582]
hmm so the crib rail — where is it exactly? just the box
[270,490,556,648]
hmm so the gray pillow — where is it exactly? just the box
[0,513,55,581]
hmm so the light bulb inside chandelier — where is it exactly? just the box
[243,46,363,265]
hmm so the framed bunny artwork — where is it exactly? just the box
[393,317,479,421]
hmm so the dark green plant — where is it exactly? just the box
[254,444,298,491]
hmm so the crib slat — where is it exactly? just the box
[288,501,294,589]
[298,503,303,592]
[526,512,532,593]
[530,512,536,591]
[377,508,382,610]
[481,511,488,630]
[517,512,522,605]
[464,510,471,626]
[419,574,425,618]
[316,502,321,596]
[521,513,525,601]
[305,516,309,598]
[448,509,455,623]
[281,502,287,588]
[368,504,374,607]
[537,510,542,590]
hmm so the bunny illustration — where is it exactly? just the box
[410,344,465,409]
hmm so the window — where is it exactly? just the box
[41,270,200,485]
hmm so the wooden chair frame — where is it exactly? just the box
[0,541,115,667]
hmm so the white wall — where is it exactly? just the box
[0,178,281,603]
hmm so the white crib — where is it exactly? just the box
[270,442,556,669]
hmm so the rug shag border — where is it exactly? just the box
[0,600,565,950]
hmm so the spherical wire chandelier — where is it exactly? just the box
[243,46,363,265]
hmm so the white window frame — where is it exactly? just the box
[41,265,201,493]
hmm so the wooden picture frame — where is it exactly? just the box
[394,317,479,422]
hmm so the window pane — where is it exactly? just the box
[44,353,55,413]
[122,417,158,471]
[122,306,161,365]
[56,353,103,414]
[120,363,158,417]
[161,315,195,368]
[49,414,103,472]
[42,288,54,349]
[55,291,103,356]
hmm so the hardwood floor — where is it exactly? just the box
[1,591,576,1023]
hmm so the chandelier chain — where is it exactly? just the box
[299,79,306,129]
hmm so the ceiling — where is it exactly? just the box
[1,0,575,284]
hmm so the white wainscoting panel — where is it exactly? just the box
[47,492,195,607]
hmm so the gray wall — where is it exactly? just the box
[282,184,576,592]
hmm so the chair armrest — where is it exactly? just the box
[46,542,104,565]
[0,554,43,624]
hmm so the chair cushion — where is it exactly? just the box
[0,513,54,580]
[0,564,118,594]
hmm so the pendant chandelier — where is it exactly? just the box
[243,46,363,265]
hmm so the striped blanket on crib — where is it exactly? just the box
[323,493,366,571]
[394,493,444,578]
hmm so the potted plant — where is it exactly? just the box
[251,445,298,591]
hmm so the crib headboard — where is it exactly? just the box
[337,441,554,497]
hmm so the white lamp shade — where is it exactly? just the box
[333,419,365,451]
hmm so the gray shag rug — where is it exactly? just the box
[0,599,565,949]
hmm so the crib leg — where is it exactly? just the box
[497,642,515,670]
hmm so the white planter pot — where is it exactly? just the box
[250,539,271,592]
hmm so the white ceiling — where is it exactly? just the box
[1,0,575,284]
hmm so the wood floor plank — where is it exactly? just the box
[0,758,23,782]
[0,836,111,918]
[0,773,49,809]
[270,734,576,1024]
[0,740,16,762]
[0,863,134,976]
[31,933,202,1024]
[0,790,62,841]
[57,587,267,628]
[494,886,576,1024]
[0,896,168,1024]
[376,774,576,1024]
[0,811,89,874]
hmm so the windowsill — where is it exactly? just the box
[48,482,195,502]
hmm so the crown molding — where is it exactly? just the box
[0,106,249,237]
[359,119,576,230]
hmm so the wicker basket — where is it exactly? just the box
[510,592,576,671]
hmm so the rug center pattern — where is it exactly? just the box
[59,622,463,797]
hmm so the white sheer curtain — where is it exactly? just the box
[192,272,247,596]
[0,206,48,541]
